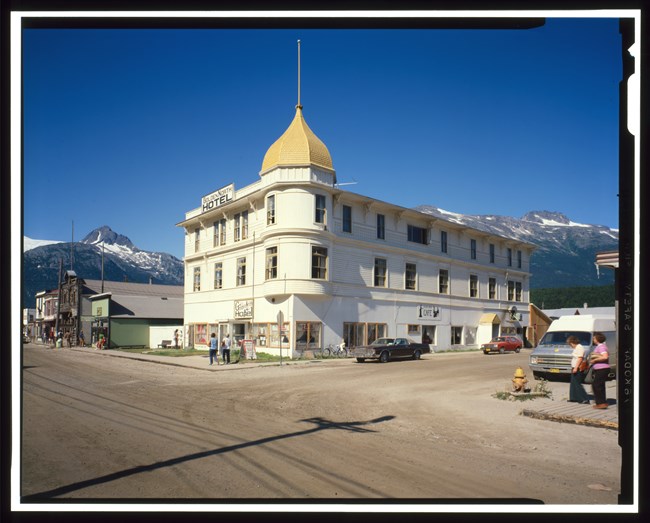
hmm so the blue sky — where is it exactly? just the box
[21,16,623,259]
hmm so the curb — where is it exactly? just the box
[520,408,619,430]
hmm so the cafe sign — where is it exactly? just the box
[417,304,441,321]
[201,183,234,213]
[234,299,253,319]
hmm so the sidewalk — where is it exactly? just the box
[63,345,330,372]
[520,379,619,430]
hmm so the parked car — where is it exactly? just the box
[351,337,431,363]
[22,333,31,343]
[481,336,522,355]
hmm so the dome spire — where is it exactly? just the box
[297,39,302,109]
[260,40,335,177]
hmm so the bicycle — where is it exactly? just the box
[323,343,349,358]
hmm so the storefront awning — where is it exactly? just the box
[479,313,501,325]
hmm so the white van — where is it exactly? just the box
[529,314,616,379]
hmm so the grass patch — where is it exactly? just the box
[493,378,553,401]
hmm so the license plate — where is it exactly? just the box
[550,368,560,373]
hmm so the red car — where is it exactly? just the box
[481,336,522,355]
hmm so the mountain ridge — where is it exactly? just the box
[22,211,618,307]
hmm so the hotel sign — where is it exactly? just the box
[202,184,234,213]
[417,304,441,321]
[234,299,253,319]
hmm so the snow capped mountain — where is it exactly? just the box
[416,206,618,288]
[23,236,63,252]
[22,226,184,307]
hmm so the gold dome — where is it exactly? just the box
[261,105,334,174]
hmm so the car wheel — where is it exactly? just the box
[356,358,365,363]
[379,351,389,363]
[413,350,421,360]
[499,347,505,354]
[515,347,521,353]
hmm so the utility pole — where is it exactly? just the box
[54,258,62,345]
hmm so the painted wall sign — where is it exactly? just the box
[417,304,441,320]
[234,299,253,319]
[201,183,234,212]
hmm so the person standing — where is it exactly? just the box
[590,332,611,409]
[79,330,85,347]
[222,333,231,364]
[567,336,590,404]
[209,332,219,366]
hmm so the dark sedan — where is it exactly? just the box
[351,337,431,363]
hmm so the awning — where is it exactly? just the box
[479,313,501,325]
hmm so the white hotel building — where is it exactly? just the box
[178,102,536,356]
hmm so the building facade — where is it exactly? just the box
[178,103,536,356]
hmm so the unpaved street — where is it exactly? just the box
[20,345,621,506]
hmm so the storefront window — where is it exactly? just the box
[194,324,208,346]
[296,321,321,349]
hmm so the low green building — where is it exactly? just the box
[89,282,183,349]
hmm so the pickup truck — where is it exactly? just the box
[351,337,431,363]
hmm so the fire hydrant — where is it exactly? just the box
[512,367,528,392]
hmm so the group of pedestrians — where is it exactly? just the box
[568,332,611,409]
[209,332,232,366]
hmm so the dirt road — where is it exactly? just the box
[20,345,622,506]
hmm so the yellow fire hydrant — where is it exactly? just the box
[512,367,528,392]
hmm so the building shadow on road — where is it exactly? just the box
[22,415,396,501]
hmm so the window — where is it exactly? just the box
[315,194,326,224]
[377,213,385,240]
[441,230,448,253]
[470,239,477,260]
[234,211,249,241]
[367,323,387,345]
[296,321,321,349]
[465,327,477,346]
[234,213,241,242]
[219,219,226,245]
[265,247,278,280]
[489,243,495,263]
[422,326,435,344]
[342,205,352,233]
[489,277,497,300]
[517,250,522,269]
[374,258,387,287]
[267,195,276,225]
[237,257,247,286]
[469,274,478,297]
[252,322,290,348]
[408,224,428,244]
[213,221,219,247]
[507,248,513,267]
[214,262,222,289]
[439,269,449,294]
[451,326,463,345]
[405,263,417,290]
[193,267,201,292]
[408,324,421,336]
[507,280,515,301]
[515,281,522,302]
[194,324,207,346]
[194,228,200,252]
[311,246,328,279]
[343,322,367,348]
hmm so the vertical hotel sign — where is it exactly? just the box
[202,184,235,212]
